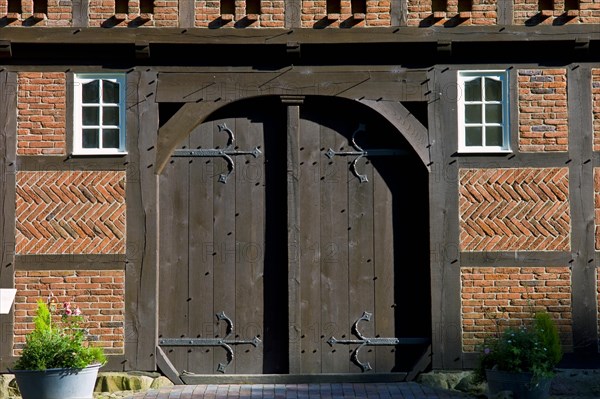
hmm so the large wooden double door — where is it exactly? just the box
[158,96,430,377]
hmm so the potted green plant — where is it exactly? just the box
[474,312,563,399]
[10,297,106,399]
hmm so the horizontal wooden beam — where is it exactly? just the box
[0,26,599,45]
[180,372,409,384]
[14,255,126,270]
[156,68,428,103]
[460,251,573,267]
[17,155,128,171]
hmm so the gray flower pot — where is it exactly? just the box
[486,369,552,399]
[11,364,101,399]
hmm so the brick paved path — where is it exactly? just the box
[126,383,477,399]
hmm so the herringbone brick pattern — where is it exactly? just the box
[459,168,571,251]
[461,267,573,353]
[518,69,568,152]
[593,69,600,151]
[16,171,126,255]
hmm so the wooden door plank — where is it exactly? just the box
[212,116,238,373]
[298,115,323,373]
[234,113,265,374]
[319,114,350,374]
[372,168,396,371]
[287,103,302,374]
[348,158,375,372]
[158,137,191,373]
[187,121,216,374]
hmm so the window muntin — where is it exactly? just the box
[458,71,510,153]
[74,74,126,155]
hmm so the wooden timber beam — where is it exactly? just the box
[0,26,598,46]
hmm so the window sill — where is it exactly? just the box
[457,148,512,154]
[70,151,128,157]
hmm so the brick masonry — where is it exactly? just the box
[459,168,571,252]
[194,0,285,27]
[13,270,125,355]
[514,0,600,25]
[406,0,497,26]
[299,0,391,28]
[15,171,126,255]
[0,0,598,27]
[17,72,66,156]
[593,69,600,152]
[0,0,72,26]
[518,69,568,152]
[461,267,573,353]
[88,0,179,27]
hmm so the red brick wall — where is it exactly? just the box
[518,69,568,152]
[459,168,571,252]
[0,0,72,26]
[593,69,600,152]
[17,72,66,156]
[300,0,392,28]
[514,0,600,24]
[15,171,126,255]
[13,270,125,355]
[194,0,285,27]
[88,0,178,27]
[406,0,497,26]
[461,267,573,353]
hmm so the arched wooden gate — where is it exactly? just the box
[157,96,430,381]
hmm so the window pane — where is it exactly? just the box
[103,80,120,104]
[485,104,503,124]
[102,129,120,149]
[464,78,482,101]
[103,107,120,126]
[82,80,99,103]
[465,104,482,123]
[486,126,504,147]
[465,127,482,146]
[82,107,99,126]
[485,78,502,101]
[83,129,99,148]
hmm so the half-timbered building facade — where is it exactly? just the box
[0,0,599,382]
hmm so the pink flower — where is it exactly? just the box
[63,302,71,309]
[64,308,72,315]
[74,307,82,316]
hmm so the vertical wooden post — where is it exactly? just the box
[568,65,597,354]
[428,67,463,369]
[126,69,160,371]
[282,95,304,374]
[178,0,195,28]
[0,71,17,371]
[72,0,90,27]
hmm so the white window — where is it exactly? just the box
[73,74,126,155]
[458,71,510,153]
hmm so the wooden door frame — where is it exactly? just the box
[154,72,434,381]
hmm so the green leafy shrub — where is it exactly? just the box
[474,312,563,383]
[13,299,106,371]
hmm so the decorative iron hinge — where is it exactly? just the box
[159,311,261,373]
[327,311,430,372]
[172,124,262,183]
[325,124,407,182]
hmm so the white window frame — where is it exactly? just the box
[457,70,510,153]
[73,74,127,155]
